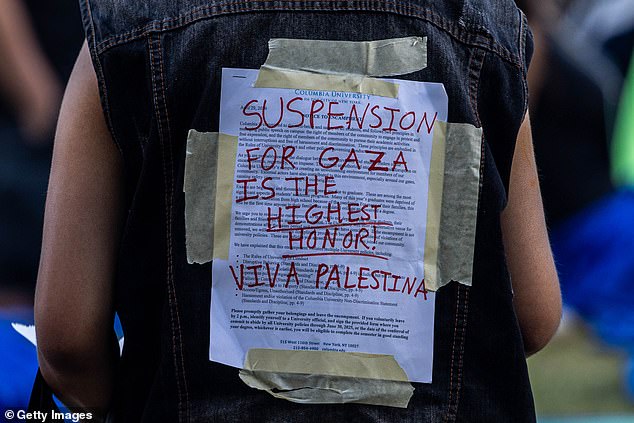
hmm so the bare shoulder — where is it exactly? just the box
[35,41,122,411]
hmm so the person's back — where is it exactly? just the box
[34,0,561,421]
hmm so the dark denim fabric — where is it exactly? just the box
[79,1,534,421]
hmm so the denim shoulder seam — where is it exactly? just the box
[92,0,522,69]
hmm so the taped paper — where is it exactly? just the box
[184,130,218,264]
[263,37,427,77]
[424,122,482,291]
[201,35,479,407]
[211,68,443,392]
[239,370,414,408]
[255,67,399,98]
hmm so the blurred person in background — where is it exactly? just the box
[0,0,83,416]
[567,0,634,107]
[517,0,634,402]
[610,49,634,399]
[516,0,613,228]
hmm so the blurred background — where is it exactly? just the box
[1,0,634,421]
[0,0,83,419]
[519,0,634,421]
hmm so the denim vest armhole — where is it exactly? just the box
[519,10,534,120]
[78,0,123,155]
[476,6,534,200]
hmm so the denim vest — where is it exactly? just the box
[79,0,534,421]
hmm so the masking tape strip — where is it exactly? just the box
[424,123,446,289]
[255,67,399,98]
[213,133,238,261]
[183,131,237,264]
[239,370,414,408]
[242,348,414,408]
[184,130,218,264]
[424,122,482,291]
[263,37,427,77]
[244,348,408,381]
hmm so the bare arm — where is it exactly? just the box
[35,42,123,412]
[501,114,561,356]
[0,0,62,141]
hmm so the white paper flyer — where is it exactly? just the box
[210,68,448,383]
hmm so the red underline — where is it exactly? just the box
[282,252,389,260]
[267,221,393,233]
